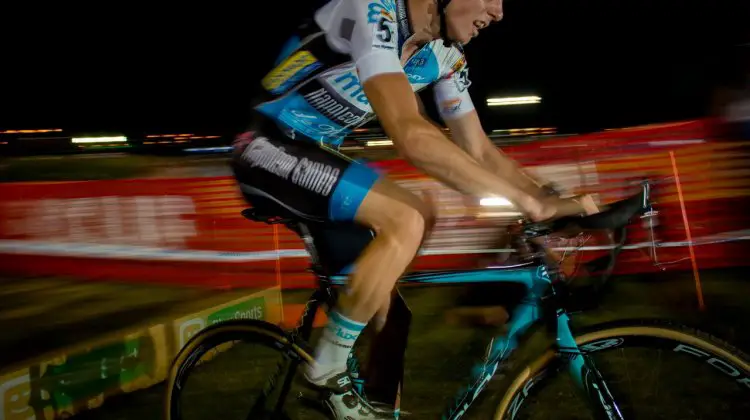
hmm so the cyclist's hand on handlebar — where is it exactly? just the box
[529,194,600,222]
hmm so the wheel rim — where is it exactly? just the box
[495,323,750,419]
[164,323,314,420]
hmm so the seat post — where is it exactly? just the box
[297,222,323,270]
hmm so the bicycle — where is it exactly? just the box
[164,181,750,419]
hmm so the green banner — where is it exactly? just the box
[207,297,266,325]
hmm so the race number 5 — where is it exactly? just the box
[376,17,393,43]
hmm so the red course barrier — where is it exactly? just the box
[1,119,749,289]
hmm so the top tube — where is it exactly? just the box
[329,263,546,288]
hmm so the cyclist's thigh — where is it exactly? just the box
[231,128,381,222]
[351,176,435,233]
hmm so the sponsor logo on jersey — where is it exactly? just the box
[290,157,340,197]
[407,73,427,82]
[241,137,300,179]
[452,55,466,73]
[404,52,429,76]
[261,50,322,95]
[325,68,370,106]
[241,137,340,196]
[292,68,372,131]
[302,86,367,127]
[440,98,462,115]
[367,0,396,23]
[404,46,441,87]
[455,68,471,92]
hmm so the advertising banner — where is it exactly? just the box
[1,119,748,289]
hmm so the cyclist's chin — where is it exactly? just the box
[446,35,471,46]
[455,30,475,45]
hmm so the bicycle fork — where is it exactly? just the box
[555,310,625,420]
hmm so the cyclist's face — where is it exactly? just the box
[445,0,503,44]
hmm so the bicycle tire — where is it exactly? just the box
[491,318,750,420]
[163,319,314,420]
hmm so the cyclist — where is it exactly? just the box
[231,0,595,417]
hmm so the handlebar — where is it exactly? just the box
[514,181,656,312]
[521,180,653,238]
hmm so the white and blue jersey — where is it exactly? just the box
[254,0,476,147]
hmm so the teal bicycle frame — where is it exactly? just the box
[247,182,653,419]
[320,263,622,419]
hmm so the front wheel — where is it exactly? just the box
[492,319,750,420]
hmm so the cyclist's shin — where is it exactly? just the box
[307,310,366,382]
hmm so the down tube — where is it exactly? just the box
[556,311,624,420]
[442,266,550,420]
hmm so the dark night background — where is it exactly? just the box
[2,0,748,136]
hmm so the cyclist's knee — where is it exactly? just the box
[356,179,435,251]
[380,197,434,247]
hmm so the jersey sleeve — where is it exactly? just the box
[433,58,475,120]
[314,0,404,83]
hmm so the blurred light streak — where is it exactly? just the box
[17,136,69,141]
[541,143,589,148]
[1,129,62,134]
[479,197,513,206]
[184,147,232,153]
[476,211,523,218]
[366,140,393,147]
[487,96,541,106]
[71,136,127,144]
[146,134,192,138]
[648,139,705,147]
[492,127,556,134]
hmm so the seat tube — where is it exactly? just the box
[293,286,329,342]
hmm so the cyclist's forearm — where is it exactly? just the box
[477,145,549,200]
[395,119,540,210]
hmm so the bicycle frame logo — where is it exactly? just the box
[452,360,500,419]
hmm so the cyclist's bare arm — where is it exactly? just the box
[362,73,543,217]
[444,110,549,200]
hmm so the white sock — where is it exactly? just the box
[306,310,366,382]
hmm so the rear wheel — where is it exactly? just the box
[492,319,750,419]
[164,320,325,420]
